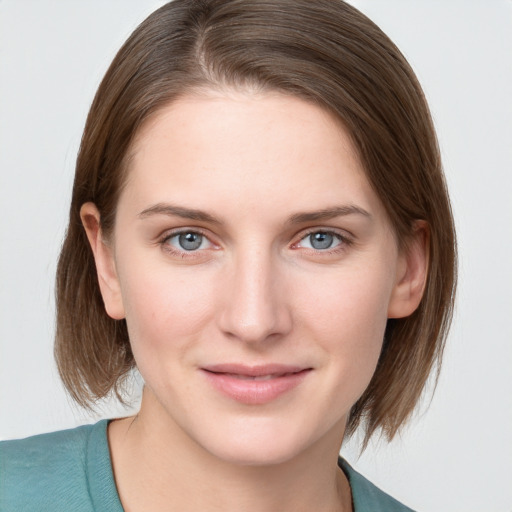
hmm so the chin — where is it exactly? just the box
[207,442,302,467]
[194,417,321,467]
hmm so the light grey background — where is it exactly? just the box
[1,1,511,511]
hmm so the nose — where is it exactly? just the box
[217,248,292,345]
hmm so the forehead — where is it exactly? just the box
[121,90,386,224]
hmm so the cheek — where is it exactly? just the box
[117,262,217,357]
[299,264,391,331]
[294,263,394,376]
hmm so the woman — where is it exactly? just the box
[0,1,456,511]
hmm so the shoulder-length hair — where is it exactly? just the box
[55,0,456,445]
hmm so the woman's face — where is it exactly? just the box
[88,91,420,465]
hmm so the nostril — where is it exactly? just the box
[217,300,292,344]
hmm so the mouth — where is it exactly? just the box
[217,372,298,381]
[201,364,312,405]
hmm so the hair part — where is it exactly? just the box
[55,0,456,445]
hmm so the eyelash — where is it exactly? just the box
[158,228,353,259]
[159,228,216,259]
[292,229,353,255]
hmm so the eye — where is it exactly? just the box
[164,231,213,252]
[297,231,343,250]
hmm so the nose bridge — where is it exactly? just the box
[218,244,291,344]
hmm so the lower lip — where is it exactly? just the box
[202,369,311,405]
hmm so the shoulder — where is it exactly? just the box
[0,420,111,512]
[339,458,416,512]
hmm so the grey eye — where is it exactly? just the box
[309,232,334,250]
[299,231,342,251]
[163,230,214,254]
[178,232,203,251]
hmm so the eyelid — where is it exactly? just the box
[295,227,353,242]
[160,226,204,240]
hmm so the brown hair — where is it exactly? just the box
[55,0,456,444]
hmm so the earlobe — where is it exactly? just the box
[80,202,125,320]
[387,221,429,319]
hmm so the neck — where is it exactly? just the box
[108,391,352,512]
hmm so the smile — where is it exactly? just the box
[201,364,312,405]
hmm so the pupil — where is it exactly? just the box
[179,232,202,250]
[311,232,333,250]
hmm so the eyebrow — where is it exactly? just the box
[138,203,371,225]
[138,203,222,224]
[287,205,371,224]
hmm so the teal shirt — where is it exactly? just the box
[0,420,414,511]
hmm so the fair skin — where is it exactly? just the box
[81,90,427,512]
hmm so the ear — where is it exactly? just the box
[387,221,429,319]
[80,202,125,320]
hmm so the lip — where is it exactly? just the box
[201,364,312,405]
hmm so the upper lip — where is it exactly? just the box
[201,364,310,377]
